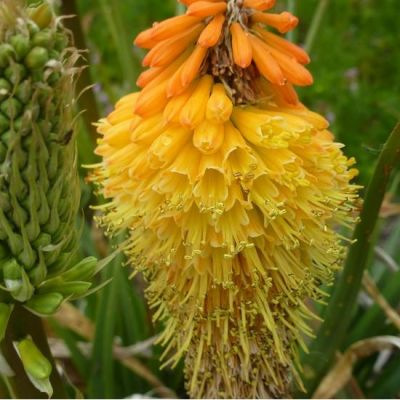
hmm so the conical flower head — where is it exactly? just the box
[0,1,99,319]
[91,1,359,398]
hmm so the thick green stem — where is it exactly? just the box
[1,305,67,398]
[304,0,330,53]
[300,122,400,396]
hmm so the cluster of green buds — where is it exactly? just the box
[0,1,105,394]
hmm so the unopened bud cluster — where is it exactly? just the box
[0,1,98,321]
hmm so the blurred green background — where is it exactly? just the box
[46,0,400,398]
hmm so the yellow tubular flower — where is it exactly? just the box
[91,0,359,398]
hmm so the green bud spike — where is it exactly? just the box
[0,0,106,353]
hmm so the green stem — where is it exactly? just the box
[304,0,330,53]
[300,122,400,396]
[1,305,67,398]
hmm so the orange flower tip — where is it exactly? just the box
[301,73,313,86]
[143,24,204,69]
[167,66,188,98]
[254,28,310,65]
[187,1,227,18]
[150,15,203,42]
[271,82,299,105]
[136,68,160,88]
[252,11,299,33]
[134,84,168,118]
[230,22,253,69]
[197,14,225,48]
[280,11,299,33]
[134,28,157,49]
[265,43,314,86]
[250,35,286,86]
[243,0,276,11]
[180,45,208,87]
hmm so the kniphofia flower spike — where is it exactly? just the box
[91,0,359,398]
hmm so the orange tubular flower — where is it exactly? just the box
[186,1,227,17]
[230,22,253,68]
[255,27,310,64]
[142,24,204,67]
[198,13,225,47]
[249,34,285,85]
[91,1,359,398]
[252,11,299,33]
[180,45,209,86]
[243,0,275,10]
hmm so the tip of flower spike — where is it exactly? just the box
[133,0,313,105]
